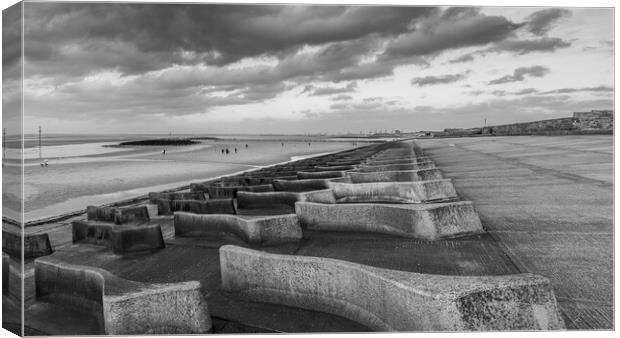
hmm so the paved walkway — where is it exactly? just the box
[416,135,613,329]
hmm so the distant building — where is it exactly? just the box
[573,110,613,119]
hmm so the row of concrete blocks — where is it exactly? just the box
[173,195,483,243]
[157,170,449,215]
[74,197,482,251]
[30,245,564,334]
[191,162,437,193]
[234,181,461,211]
[72,221,165,254]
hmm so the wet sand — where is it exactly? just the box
[4,139,362,222]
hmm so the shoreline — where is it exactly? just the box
[8,147,359,227]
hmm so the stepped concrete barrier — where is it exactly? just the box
[189,184,274,199]
[109,224,165,254]
[155,199,236,215]
[359,162,436,172]
[328,176,353,183]
[295,201,483,240]
[325,160,361,166]
[328,180,457,203]
[316,164,358,171]
[364,157,433,165]
[297,170,348,179]
[348,169,444,183]
[174,212,302,245]
[148,192,207,204]
[86,205,150,225]
[237,190,335,211]
[3,252,8,294]
[34,256,211,334]
[220,245,564,331]
[2,229,53,258]
[72,221,165,254]
[272,179,331,192]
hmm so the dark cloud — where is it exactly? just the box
[448,54,475,64]
[303,82,357,96]
[540,85,613,94]
[490,86,612,96]
[382,8,522,60]
[2,3,22,80]
[491,88,538,96]
[514,88,539,95]
[411,70,470,86]
[321,59,399,82]
[448,37,570,63]
[489,66,550,85]
[24,3,437,75]
[331,95,353,101]
[487,37,571,55]
[525,8,571,36]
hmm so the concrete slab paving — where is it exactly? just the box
[416,135,613,330]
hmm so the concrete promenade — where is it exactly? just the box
[416,135,613,329]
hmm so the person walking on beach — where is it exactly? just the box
[162,149,166,155]
[225,148,230,155]
[234,147,237,153]
[245,144,248,148]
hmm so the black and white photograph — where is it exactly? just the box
[1,0,615,335]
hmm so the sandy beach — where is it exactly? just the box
[3,137,364,222]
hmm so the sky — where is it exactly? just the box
[2,1,615,135]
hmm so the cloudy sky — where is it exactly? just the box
[3,2,614,134]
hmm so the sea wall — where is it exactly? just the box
[433,110,613,137]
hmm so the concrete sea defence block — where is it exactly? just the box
[86,205,150,225]
[220,245,565,331]
[73,221,165,254]
[34,256,211,334]
[316,164,358,171]
[328,180,457,203]
[2,229,53,258]
[156,199,236,215]
[87,205,116,223]
[237,190,335,210]
[325,160,361,166]
[148,191,207,204]
[188,199,237,215]
[272,179,331,192]
[109,224,165,254]
[174,212,302,245]
[72,220,116,247]
[348,169,444,183]
[364,157,433,165]
[189,184,274,199]
[297,170,347,179]
[359,162,436,172]
[115,206,151,226]
[328,176,353,183]
[295,201,483,240]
